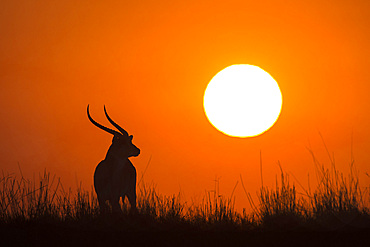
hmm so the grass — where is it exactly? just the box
[0,153,369,246]
[0,164,369,229]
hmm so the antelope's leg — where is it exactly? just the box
[127,186,137,211]
[97,196,107,213]
[110,197,122,213]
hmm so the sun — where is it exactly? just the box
[203,64,283,138]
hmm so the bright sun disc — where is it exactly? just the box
[203,64,283,138]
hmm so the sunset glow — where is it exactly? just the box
[203,65,282,137]
[0,0,369,218]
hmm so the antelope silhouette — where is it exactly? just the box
[87,105,140,214]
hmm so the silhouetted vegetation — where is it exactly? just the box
[1,154,369,246]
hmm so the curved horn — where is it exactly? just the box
[87,105,121,136]
[104,105,129,136]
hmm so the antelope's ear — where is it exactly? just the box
[129,135,133,141]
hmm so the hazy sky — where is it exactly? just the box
[1,0,369,210]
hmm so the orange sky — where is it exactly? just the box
[1,0,369,211]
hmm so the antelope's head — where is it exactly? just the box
[87,105,140,158]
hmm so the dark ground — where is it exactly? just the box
[1,223,369,247]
